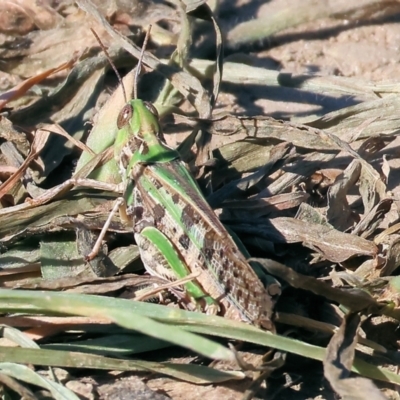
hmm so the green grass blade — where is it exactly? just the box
[0,289,234,362]
[1,289,398,386]
[43,333,170,356]
[0,348,240,384]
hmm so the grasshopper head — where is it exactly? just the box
[115,99,178,177]
[117,99,160,136]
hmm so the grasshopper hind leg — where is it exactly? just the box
[135,227,219,315]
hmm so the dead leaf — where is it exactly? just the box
[247,217,377,263]
[323,313,386,400]
[0,59,76,111]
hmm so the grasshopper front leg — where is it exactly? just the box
[85,196,126,261]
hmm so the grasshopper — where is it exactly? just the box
[83,28,277,331]
[111,98,277,330]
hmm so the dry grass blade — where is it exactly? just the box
[39,124,95,156]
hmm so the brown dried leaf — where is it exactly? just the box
[208,113,339,150]
[359,160,387,215]
[209,142,292,207]
[218,193,309,220]
[352,199,393,239]
[0,129,50,199]
[214,139,281,183]
[265,152,336,196]
[295,202,331,227]
[327,160,361,231]
[0,190,122,244]
[306,95,400,140]
[377,234,400,277]
[9,65,106,182]
[0,59,76,111]
[323,313,386,400]
[266,217,377,262]
[314,126,388,214]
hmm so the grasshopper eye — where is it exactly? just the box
[144,102,159,118]
[117,104,133,129]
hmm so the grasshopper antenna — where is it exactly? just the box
[90,28,127,103]
[133,25,152,100]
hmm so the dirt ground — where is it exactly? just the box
[217,0,400,120]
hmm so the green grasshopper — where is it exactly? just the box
[110,98,276,330]
[85,28,277,331]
